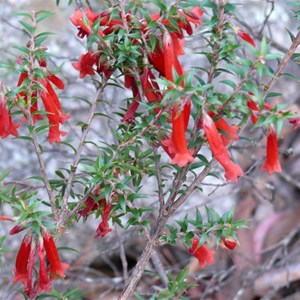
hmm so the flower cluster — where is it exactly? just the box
[0,216,67,298]
[70,6,203,168]
[78,187,113,238]
[16,59,69,143]
[13,229,67,298]
[69,4,299,180]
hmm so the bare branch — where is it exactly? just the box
[59,85,105,225]
[264,30,300,98]
[117,226,129,282]
[152,146,165,211]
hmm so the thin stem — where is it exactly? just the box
[152,146,165,211]
[58,86,105,225]
[117,226,129,282]
[30,115,59,221]
[258,0,275,37]
[22,12,58,221]
[151,250,168,287]
[264,30,300,98]
[171,160,217,213]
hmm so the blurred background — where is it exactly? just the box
[0,0,300,299]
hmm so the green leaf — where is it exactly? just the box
[197,154,210,167]
[13,45,30,55]
[222,206,235,223]
[275,118,284,135]
[0,169,10,182]
[175,267,189,283]
[220,79,236,89]
[195,208,202,225]
[35,32,54,46]
[119,195,127,212]
[36,10,55,23]
[19,20,36,34]
[152,0,167,11]
[260,36,267,56]
[264,53,283,60]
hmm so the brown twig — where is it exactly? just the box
[152,146,165,211]
[258,0,275,37]
[58,85,106,226]
[116,226,129,282]
[151,250,169,287]
[264,30,300,98]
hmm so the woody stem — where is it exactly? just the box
[118,214,169,300]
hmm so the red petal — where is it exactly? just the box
[261,126,282,174]
[47,74,65,89]
[203,112,243,182]
[237,29,256,47]
[214,118,239,146]
[13,233,32,285]
[37,238,52,293]
[43,230,66,279]
[189,238,215,269]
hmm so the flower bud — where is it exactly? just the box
[220,236,238,250]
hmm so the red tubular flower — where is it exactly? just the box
[166,110,195,167]
[122,101,140,122]
[219,236,238,250]
[72,52,97,78]
[141,68,163,114]
[198,112,239,146]
[162,32,194,167]
[178,7,203,36]
[288,117,300,129]
[236,29,256,47]
[9,223,26,235]
[95,202,113,238]
[0,216,16,221]
[261,126,282,174]
[40,79,68,143]
[183,7,203,26]
[122,75,142,122]
[203,111,243,182]
[78,188,106,217]
[42,230,67,280]
[47,74,65,90]
[247,98,273,124]
[214,118,239,146]
[37,237,51,293]
[247,99,260,124]
[16,66,68,143]
[189,237,215,269]
[13,233,32,286]
[78,197,102,217]
[148,48,165,77]
[70,7,99,38]
[0,89,19,139]
[25,239,37,299]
